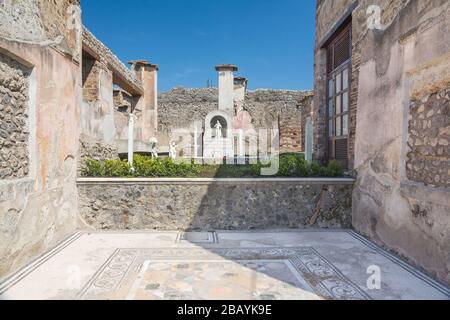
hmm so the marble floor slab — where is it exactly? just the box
[0,230,448,300]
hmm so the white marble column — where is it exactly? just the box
[128,113,137,166]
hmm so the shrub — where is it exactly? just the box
[326,160,343,177]
[310,160,343,177]
[82,154,344,178]
[133,155,202,177]
[279,154,299,177]
[83,158,132,177]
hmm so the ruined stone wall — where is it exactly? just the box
[0,0,81,278]
[82,27,142,94]
[78,179,353,231]
[80,56,119,164]
[158,88,313,153]
[82,57,100,102]
[158,87,219,133]
[244,91,313,153]
[79,140,118,163]
[407,88,449,188]
[342,0,450,284]
[0,52,31,179]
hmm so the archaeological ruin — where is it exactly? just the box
[0,0,448,300]
[314,0,450,285]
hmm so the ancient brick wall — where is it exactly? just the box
[279,116,302,153]
[82,57,101,102]
[0,52,31,179]
[407,88,450,188]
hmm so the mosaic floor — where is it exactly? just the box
[0,230,449,300]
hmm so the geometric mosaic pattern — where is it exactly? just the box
[78,247,372,300]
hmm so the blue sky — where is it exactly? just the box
[82,0,316,92]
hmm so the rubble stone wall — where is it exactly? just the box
[0,52,31,180]
[78,178,354,231]
[407,88,450,188]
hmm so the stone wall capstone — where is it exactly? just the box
[0,51,31,180]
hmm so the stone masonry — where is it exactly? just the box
[158,87,219,134]
[407,88,450,188]
[78,179,353,231]
[158,87,313,153]
[0,51,31,179]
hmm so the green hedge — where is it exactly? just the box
[82,154,343,178]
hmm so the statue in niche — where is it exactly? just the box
[214,120,223,139]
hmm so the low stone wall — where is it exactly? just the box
[77,178,354,231]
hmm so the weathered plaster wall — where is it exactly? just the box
[80,58,118,163]
[350,0,450,284]
[81,32,158,157]
[128,62,159,146]
[77,179,353,231]
[0,0,80,59]
[113,89,134,144]
[0,0,81,278]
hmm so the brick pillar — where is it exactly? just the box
[129,60,158,141]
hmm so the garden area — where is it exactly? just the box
[82,154,344,178]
